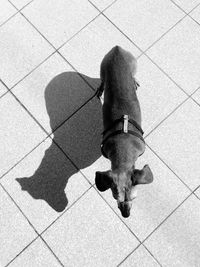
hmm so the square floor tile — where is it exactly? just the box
[137,55,187,135]
[146,99,200,190]
[53,97,103,172]
[96,146,190,240]
[0,186,36,266]
[89,0,116,11]
[9,0,33,9]
[0,93,46,178]
[9,237,61,267]
[121,245,159,267]
[43,187,139,267]
[172,0,200,13]
[147,16,200,94]
[12,53,94,134]
[104,0,184,51]
[0,13,53,88]
[60,15,141,78]
[1,137,90,233]
[0,81,7,97]
[22,0,99,48]
[145,195,200,267]
[0,0,16,25]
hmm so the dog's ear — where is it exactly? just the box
[95,171,113,192]
[132,165,153,185]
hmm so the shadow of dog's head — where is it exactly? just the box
[95,165,153,218]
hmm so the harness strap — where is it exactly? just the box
[102,115,144,136]
[101,115,145,158]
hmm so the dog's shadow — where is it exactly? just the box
[16,72,103,212]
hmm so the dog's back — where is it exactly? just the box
[100,46,141,130]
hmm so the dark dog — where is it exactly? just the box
[95,46,153,218]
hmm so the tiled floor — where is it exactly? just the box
[0,0,200,266]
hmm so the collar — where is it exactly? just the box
[101,115,145,158]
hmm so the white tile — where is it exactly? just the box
[60,15,141,78]
[0,186,36,266]
[43,188,139,267]
[96,147,190,240]
[0,93,46,178]
[145,195,200,267]
[104,0,184,50]
[22,0,99,48]
[12,53,94,133]
[0,0,16,25]
[0,13,53,88]
[172,0,200,13]
[190,4,200,23]
[147,99,200,190]
[9,238,61,267]
[147,16,200,94]
[53,97,103,171]
[192,88,200,104]
[137,55,187,135]
[121,245,159,267]
[1,137,90,233]
[0,81,7,97]
[10,0,33,9]
[89,0,116,11]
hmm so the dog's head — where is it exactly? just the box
[95,165,153,218]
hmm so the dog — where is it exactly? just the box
[95,46,153,218]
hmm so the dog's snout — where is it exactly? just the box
[118,201,131,218]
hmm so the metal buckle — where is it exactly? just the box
[123,115,129,133]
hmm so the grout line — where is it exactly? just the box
[5,236,40,267]
[141,244,163,267]
[0,183,39,236]
[40,186,92,236]
[117,244,141,267]
[142,193,193,244]
[144,96,190,139]
[146,144,193,193]
[0,0,34,28]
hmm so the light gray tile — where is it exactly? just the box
[96,147,190,240]
[43,187,139,267]
[145,195,200,267]
[12,53,94,134]
[1,137,90,233]
[22,0,99,48]
[146,99,200,190]
[147,16,200,94]
[0,93,46,178]
[0,13,53,88]
[121,245,159,267]
[60,15,141,78]
[0,186,36,266]
[9,238,60,267]
[104,0,184,50]
[137,55,187,135]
